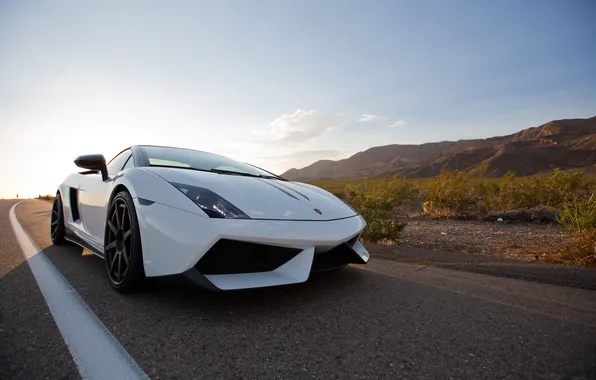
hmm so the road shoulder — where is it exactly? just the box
[366,241,596,290]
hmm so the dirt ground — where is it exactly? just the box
[400,218,568,261]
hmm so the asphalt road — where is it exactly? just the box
[1,199,596,380]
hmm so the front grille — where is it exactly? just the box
[195,239,302,275]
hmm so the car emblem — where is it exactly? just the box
[314,208,322,215]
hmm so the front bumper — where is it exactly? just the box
[134,200,369,290]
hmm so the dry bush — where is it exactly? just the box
[422,168,593,218]
[359,208,407,244]
[544,194,596,266]
[422,165,498,218]
[37,194,56,201]
[312,170,596,261]
[341,177,413,243]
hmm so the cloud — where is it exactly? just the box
[255,109,342,145]
[272,149,342,162]
[389,120,405,128]
[359,114,385,122]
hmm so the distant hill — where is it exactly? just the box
[282,116,596,181]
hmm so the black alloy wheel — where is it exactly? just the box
[50,195,66,245]
[105,191,144,292]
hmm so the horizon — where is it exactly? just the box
[284,115,596,172]
[1,0,595,198]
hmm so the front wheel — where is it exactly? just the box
[50,195,67,245]
[104,191,145,293]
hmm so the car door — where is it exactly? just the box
[78,149,133,245]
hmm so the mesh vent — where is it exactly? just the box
[196,239,302,275]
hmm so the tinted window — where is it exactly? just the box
[140,146,279,177]
[107,149,132,176]
[122,155,135,170]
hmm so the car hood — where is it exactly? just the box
[145,167,358,221]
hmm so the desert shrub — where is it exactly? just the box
[350,194,407,244]
[510,170,587,209]
[341,177,412,243]
[423,165,499,218]
[312,171,596,255]
[421,168,593,218]
[37,194,56,201]
[543,194,596,266]
[315,170,594,219]
[558,193,596,231]
[342,177,418,212]
[542,170,588,206]
[359,208,407,244]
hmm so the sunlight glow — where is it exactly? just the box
[1,1,594,198]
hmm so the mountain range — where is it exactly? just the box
[282,116,596,181]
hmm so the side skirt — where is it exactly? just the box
[65,230,105,260]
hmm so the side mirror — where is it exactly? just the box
[74,154,108,181]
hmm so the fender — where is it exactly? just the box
[109,167,209,218]
[109,168,212,275]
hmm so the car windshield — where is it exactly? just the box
[140,145,281,179]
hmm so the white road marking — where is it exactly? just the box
[9,202,149,380]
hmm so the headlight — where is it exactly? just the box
[170,182,250,219]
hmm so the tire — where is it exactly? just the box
[50,195,67,245]
[104,190,145,293]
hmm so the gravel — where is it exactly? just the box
[400,218,568,261]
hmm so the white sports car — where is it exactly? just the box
[51,145,369,292]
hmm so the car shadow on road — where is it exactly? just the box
[33,242,596,333]
[40,242,379,318]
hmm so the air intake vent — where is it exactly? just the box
[311,237,366,272]
[196,239,302,275]
[69,187,80,221]
[311,243,353,272]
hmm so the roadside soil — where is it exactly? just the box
[362,218,596,290]
[399,218,568,261]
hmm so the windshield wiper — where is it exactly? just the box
[208,168,278,179]
[149,164,213,173]
[148,165,286,180]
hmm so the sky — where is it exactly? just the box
[1,0,595,198]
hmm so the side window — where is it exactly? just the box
[122,156,135,170]
[107,150,132,176]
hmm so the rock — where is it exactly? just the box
[482,206,560,224]
[526,206,560,224]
